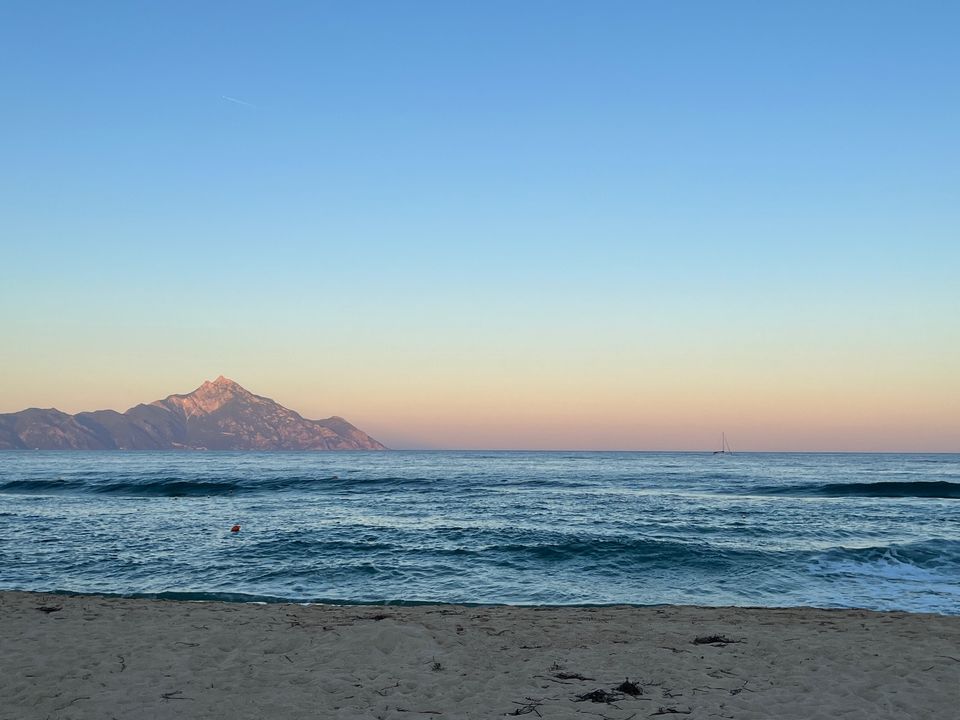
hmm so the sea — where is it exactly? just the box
[1,452,958,614]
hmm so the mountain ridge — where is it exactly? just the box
[0,377,387,451]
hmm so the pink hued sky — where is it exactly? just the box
[1,366,956,452]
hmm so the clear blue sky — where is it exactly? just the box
[1,2,957,450]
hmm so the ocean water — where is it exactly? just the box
[1,452,958,614]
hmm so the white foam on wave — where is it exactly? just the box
[812,548,944,582]
[806,546,960,613]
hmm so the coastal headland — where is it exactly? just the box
[2,591,957,719]
[0,376,385,451]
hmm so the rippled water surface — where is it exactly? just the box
[1,452,958,613]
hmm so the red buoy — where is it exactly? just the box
[231,524,241,533]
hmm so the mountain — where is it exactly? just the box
[0,376,387,451]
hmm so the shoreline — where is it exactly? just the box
[8,587,960,617]
[3,590,958,719]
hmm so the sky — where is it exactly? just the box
[0,1,957,451]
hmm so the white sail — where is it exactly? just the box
[713,433,733,455]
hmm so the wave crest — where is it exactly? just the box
[751,480,960,499]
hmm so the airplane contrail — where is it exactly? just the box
[220,95,257,108]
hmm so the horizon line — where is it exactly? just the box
[1,448,956,455]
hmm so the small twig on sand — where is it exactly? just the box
[116,655,126,673]
[730,679,755,695]
[376,681,400,696]
[396,710,443,715]
[534,675,575,685]
[52,696,90,712]
[573,710,632,720]
[650,708,692,716]
[161,690,193,701]
[507,699,543,716]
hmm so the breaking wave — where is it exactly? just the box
[0,475,343,497]
[749,481,960,499]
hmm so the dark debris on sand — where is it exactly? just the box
[693,634,742,645]
[574,689,624,704]
[507,699,543,716]
[555,671,595,681]
[615,678,643,696]
[650,707,692,716]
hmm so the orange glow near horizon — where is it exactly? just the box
[2,268,957,452]
[1,355,956,451]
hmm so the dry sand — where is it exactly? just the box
[1,591,957,719]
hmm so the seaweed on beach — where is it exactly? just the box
[574,689,624,703]
[615,678,643,696]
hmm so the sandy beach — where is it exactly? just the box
[1,592,957,719]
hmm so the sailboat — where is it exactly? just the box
[712,433,733,455]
